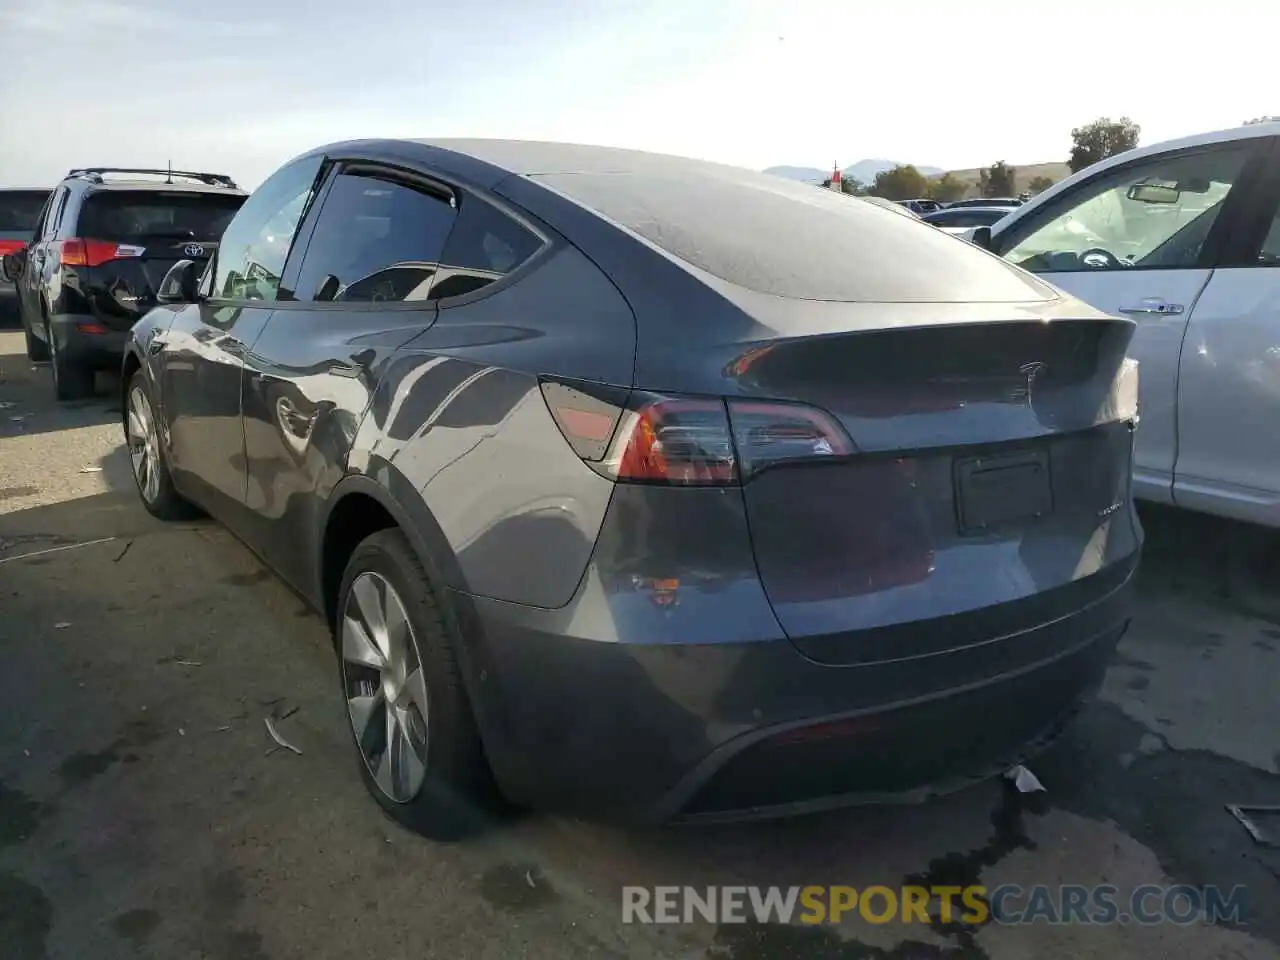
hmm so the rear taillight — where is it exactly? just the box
[727,400,852,479]
[59,238,145,268]
[615,398,737,485]
[540,380,854,486]
[0,239,27,256]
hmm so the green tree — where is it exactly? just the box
[1068,117,1140,173]
[841,177,867,196]
[1027,175,1056,195]
[979,161,1016,198]
[868,164,928,201]
[926,172,966,202]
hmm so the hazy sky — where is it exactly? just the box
[1,0,1274,189]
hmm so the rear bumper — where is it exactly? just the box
[49,314,129,368]
[453,553,1136,824]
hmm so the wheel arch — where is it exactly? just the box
[318,468,468,630]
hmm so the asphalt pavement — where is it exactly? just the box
[1,328,1279,960]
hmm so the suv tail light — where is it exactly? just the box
[59,238,145,268]
[540,380,854,486]
[0,239,27,256]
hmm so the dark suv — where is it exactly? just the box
[0,188,50,323]
[2,168,246,399]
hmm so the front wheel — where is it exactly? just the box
[125,370,197,521]
[336,529,506,840]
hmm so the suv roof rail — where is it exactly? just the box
[66,167,240,189]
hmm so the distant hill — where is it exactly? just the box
[764,160,945,185]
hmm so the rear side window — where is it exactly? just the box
[0,191,50,233]
[536,171,1049,302]
[79,191,246,243]
[294,171,457,304]
[431,194,544,300]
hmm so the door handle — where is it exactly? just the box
[1119,299,1184,316]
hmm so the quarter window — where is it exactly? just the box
[293,172,457,304]
[431,194,544,300]
[213,156,322,302]
[1002,145,1253,272]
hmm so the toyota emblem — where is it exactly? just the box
[184,244,205,257]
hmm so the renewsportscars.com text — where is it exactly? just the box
[622,884,1248,926]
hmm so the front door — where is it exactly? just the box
[990,139,1268,504]
[157,155,325,524]
[239,163,459,594]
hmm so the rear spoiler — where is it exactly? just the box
[67,168,239,189]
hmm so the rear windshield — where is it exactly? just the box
[535,171,1051,302]
[79,191,246,242]
[0,190,49,232]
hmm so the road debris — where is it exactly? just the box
[78,466,103,473]
[264,717,303,755]
[1226,804,1280,846]
[0,536,118,566]
[0,401,13,410]
[113,540,133,563]
[174,659,203,667]
[1005,764,1046,794]
[525,870,537,889]
[54,622,71,630]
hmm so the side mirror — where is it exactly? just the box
[157,259,200,304]
[1,251,24,283]
[968,225,994,250]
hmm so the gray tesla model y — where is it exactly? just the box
[123,139,1142,838]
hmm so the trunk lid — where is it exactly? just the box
[706,299,1141,666]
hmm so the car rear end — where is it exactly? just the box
[49,184,245,370]
[464,160,1141,823]
[0,189,49,321]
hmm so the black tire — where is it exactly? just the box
[24,324,49,362]
[48,320,95,401]
[124,369,198,521]
[336,528,505,840]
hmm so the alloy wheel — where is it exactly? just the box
[341,572,430,803]
[126,386,161,503]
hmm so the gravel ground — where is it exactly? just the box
[1,329,1278,960]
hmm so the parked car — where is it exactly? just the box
[948,196,1024,209]
[968,120,1280,527]
[897,198,942,215]
[0,187,50,321]
[0,168,246,400]
[123,139,1141,837]
[922,205,1018,235]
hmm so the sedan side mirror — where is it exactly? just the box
[0,251,24,283]
[968,225,994,250]
[157,259,200,304]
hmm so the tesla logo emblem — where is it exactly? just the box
[183,244,205,257]
[1018,361,1047,406]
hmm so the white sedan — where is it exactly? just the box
[970,121,1280,527]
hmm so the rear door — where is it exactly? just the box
[158,157,324,524]
[1171,137,1280,524]
[73,189,246,332]
[989,138,1269,504]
